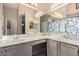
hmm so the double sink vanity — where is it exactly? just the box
[0,33,79,56]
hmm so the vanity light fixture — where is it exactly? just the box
[55,13,63,18]
[51,3,68,11]
[52,12,63,18]
[51,3,62,8]
[35,11,44,17]
[30,3,38,7]
[21,3,38,10]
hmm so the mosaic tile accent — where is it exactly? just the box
[48,21,60,32]
[48,17,79,37]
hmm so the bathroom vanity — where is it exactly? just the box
[0,39,47,56]
[0,33,79,56]
[47,39,78,56]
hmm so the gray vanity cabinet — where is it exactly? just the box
[60,43,78,56]
[0,48,3,56]
[47,39,58,56]
[19,42,32,56]
[47,39,79,56]
[1,42,32,56]
[3,45,20,56]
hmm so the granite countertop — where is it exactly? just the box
[0,33,79,47]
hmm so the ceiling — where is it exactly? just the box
[4,3,68,11]
[3,3,19,9]
[3,3,69,18]
[37,3,52,13]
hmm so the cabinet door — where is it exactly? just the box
[47,40,58,56]
[60,43,78,56]
[3,42,32,56]
[19,42,32,56]
[3,45,20,56]
[0,48,2,56]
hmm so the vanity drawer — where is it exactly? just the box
[32,39,46,45]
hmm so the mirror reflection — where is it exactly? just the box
[0,3,79,37]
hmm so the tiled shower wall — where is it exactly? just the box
[48,17,79,37]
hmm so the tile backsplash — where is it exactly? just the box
[48,17,79,38]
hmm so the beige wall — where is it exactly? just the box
[53,3,79,18]
[52,5,68,18]
[3,6,18,19]
[3,4,38,35]
[0,4,3,35]
[3,6,18,35]
[67,3,79,15]
[25,5,36,33]
[18,4,36,34]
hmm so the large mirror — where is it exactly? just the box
[1,3,40,35]
[1,3,79,36]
